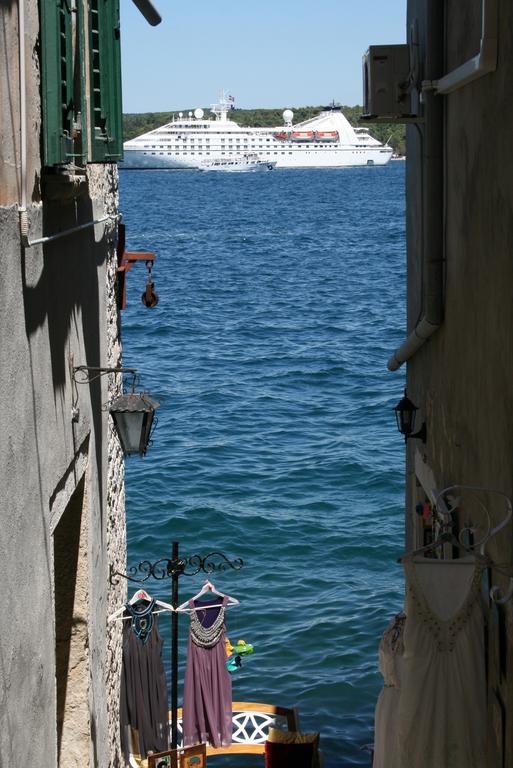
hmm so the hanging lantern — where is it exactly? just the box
[110,391,160,456]
[393,389,426,442]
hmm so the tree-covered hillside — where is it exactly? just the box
[123,106,405,155]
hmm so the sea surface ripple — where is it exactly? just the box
[119,163,406,767]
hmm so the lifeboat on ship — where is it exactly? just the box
[315,130,339,142]
[290,131,315,142]
[273,131,289,140]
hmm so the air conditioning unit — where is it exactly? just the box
[362,44,418,122]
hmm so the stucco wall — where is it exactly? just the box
[404,1,513,764]
[0,4,126,767]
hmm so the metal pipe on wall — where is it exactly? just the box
[387,0,445,372]
[435,0,497,94]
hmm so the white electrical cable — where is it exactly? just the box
[18,0,29,244]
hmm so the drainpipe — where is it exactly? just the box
[388,0,498,371]
[387,0,444,372]
[18,0,29,246]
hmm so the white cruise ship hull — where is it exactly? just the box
[120,145,392,170]
[121,100,393,171]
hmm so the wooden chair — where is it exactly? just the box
[174,701,300,758]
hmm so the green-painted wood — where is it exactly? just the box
[88,0,123,162]
[39,0,75,165]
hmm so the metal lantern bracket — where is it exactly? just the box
[71,364,159,456]
[72,365,138,386]
[71,364,139,422]
[110,541,244,749]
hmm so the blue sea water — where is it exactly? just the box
[119,162,406,767]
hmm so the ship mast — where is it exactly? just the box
[211,89,231,122]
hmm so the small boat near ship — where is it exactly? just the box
[197,153,276,172]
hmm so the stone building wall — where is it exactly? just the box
[402,1,513,765]
[0,4,127,767]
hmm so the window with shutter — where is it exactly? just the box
[39,0,123,167]
[39,0,76,166]
[87,0,123,162]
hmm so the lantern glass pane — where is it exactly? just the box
[113,411,145,454]
[140,411,155,454]
[404,410,415,433]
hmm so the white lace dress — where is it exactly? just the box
[373,613,406,768]
[398,554,488,768]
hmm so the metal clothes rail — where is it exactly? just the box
[110,541,243,749]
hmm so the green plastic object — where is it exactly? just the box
[232,642,254,656]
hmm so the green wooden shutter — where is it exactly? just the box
[88,0,123,162]
[39,0,75,166]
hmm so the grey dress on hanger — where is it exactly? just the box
[119,600,169,762]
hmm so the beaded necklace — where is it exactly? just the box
[190,599,226,648]
[125,598,156,645]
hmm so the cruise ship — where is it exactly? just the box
[121,94,392,170]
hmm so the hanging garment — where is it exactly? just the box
[372,612,406,768]
[398,555,488,768]
[183,596,233,748]
[120,601,169,762]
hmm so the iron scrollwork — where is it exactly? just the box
[184,551,244,576]
[110,551,243,585]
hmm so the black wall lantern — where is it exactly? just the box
[110,391,160,456]
[72,365,160,456]
[393,389,427,442]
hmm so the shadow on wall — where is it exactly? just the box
[21,187,110,525]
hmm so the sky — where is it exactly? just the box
[120,0,406,113]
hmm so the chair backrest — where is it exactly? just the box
[174,701,300,757]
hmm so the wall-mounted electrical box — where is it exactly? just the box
[362,44,419,122]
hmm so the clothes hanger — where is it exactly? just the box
[397,531,475,564]
[176,579,240,613]
[107,587,174,622]
[437,485,513,603]
[398,486,513,589]
[435,484,512,544]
